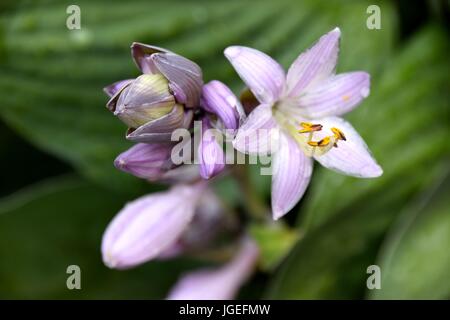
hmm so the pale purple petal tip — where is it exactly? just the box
[201,80,240,130]
[198,118,226,179]
[286,27,341,96]
[313,117,383,178]
[167,237,259,300]
[101,183,203,269]
[224,46,285,105]
[103,79,134,98]
[131,42,171,73]
[271,133,313,220]
[297,72,370,118]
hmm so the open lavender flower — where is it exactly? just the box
[225,27,383,220]
[167,237,259,300]
[104,43,203,142]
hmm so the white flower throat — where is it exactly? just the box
[273,108,346,157]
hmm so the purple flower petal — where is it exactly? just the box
[114,143,174,181]
[102,183,204,269]
[106,81,132,112]
[167,237,259,300]
[233,104,279,155]
[198,118,226,179]
[152,53,203,108]
[126,106,193,143]
[312,117,383,178]
[201,80,241,130]
[131,42,171,73]
[103,79,134,98]
[224,46,285,104]
[271,133,313,220]
[296,72,370,118]
[286,28,340,97]
[114,74,176,128]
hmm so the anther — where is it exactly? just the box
[308,136,330,147]
[331,127,346,141]
[298,122,323,133]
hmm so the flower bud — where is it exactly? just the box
[105,43,203,142]
[198,118,226,179]
[167,237,259,300]
[131,42,203,108]
[101,183,204,269]
[114,142,174,181]
[113,74,176,128]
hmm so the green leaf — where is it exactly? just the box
[0,175,201,299]
[266,161,448,299]
[369,175,450,299]
[249,222,299,272]
[0,0,395,191]
[266,26,450,299]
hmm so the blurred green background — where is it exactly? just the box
[0,0,449,299]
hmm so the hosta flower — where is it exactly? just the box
[104,43,203,142]
[102,183,205,269]
[225,28,383,220]
[197,80,244,179]
[167,237,259,300]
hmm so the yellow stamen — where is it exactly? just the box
[331,127,346,141]
[296,122,347,156]
[298,122,323,133]
[308,136,330,147]
[342,95,351,102]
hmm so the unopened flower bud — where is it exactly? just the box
[113,74,176,128]
[104,43,203,142]
[102,183,205,269]
[114,142,174,181]
[198,118,226,179]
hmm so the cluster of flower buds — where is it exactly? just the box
[102,43,257,299]
[104,43,245,182]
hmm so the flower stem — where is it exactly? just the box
[233,164,269,221]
